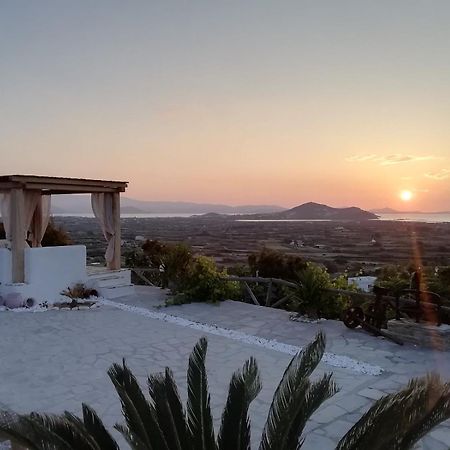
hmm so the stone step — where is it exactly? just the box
[88,270,131,288]
[99,284,135,299]
[93,276,129,288]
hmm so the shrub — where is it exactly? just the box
[141,240,195,289]
[40,221,72,247]
[0,221,71,246]
[142,239,167,267]
[161,243,194,290]
[177,256,241,303]
[61,283,98,300]
[248,248,306,280]
[124,249,150,268]
[289,263,353,319]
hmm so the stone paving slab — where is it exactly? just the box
[0,286,448,449]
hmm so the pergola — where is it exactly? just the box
[0,175,128,283]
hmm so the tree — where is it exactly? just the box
[0,221,71,246]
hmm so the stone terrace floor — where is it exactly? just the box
[0,286,449,449]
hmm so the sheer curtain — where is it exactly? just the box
[1,192,51,247]
[91,193,116,265]
[0,193,11,240]
[23,192,41,244]
[30,195,52,247]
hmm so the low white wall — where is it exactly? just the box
[0,249,12,284]
[22,245,87,302]
[0,245,88,304]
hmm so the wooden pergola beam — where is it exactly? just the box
[0,175,128,194]
[24,184,124,194]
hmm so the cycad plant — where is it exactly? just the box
[0,332,449,450]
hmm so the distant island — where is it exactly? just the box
[256,202,378,220]
[50,195,285,215]
[51,195,378,219]
[371,207,450,214]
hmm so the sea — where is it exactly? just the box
[53,212,450,223]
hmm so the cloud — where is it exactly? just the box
[346,153,438,166]
[378,154,436,165]
[345,154,377,162]
[424,169,450,180]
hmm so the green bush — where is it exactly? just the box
[289,263,354,319]
[161,243,194,290]
[41,221,72,246]
[124,249,150,268]
[248,248,306,280]
[0,221,71,246]
[141,240,194,289]
[179,256,241,303]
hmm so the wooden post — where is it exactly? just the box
[10,188,26,283]
[244,282,260,305]
[109,191,121,270]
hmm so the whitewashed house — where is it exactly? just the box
[347,276,377,293]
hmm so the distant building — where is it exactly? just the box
[348,276,377,293]
[135,235,146,242]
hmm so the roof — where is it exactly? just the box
[0,175,128,195]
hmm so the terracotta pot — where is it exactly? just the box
[5,293,24,309]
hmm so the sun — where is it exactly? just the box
[400,190,413,201]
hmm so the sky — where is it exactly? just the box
[1,1,449,211]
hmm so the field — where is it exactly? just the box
[54,216,450,275]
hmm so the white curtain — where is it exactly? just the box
[23,192,41,243]
[91,193,116,264]
[0,193,11,240]
[30,195,52,247]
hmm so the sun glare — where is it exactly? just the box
[400,190,413,201]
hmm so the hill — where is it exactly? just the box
[267,202,378,220]
[50,195,285,215]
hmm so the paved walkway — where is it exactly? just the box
[0,286,449,449]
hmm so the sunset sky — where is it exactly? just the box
[1,1,449,211]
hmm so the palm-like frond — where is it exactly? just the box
[148,368,190,450]
[259,331,336,450]
[108,359,168,450]
[398,376,450,449]
[0,410,100,450]
[186,337,216,450]
[218,357,261,450]
[0,411,50,450]
[336,374,450,450]
[294,269,324,307]
[81,403,120,450]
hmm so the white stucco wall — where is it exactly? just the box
[0,245,87,304]
[23,245,87,301]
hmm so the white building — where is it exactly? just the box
[347,276,377,293]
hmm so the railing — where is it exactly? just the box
[226,275,450,317]
[130,267,160,287]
